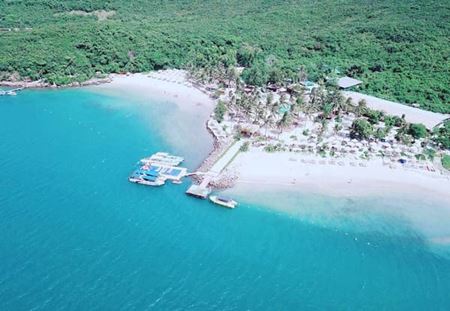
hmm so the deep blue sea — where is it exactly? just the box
[1,89,450,310]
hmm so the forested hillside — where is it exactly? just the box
[0,0,449,112]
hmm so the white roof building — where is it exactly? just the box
[337,76,362,89]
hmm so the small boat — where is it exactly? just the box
[172,179,183,184]
[128,176,165,186]
[128,170,166,186]
[209,195,238,209]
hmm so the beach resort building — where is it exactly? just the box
[337,76,362,89]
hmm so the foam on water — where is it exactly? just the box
[0,89,449,310]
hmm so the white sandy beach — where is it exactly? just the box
[90,70,216,165]
[93,70,214,113]
[88,70,450,204]
[227,149,450,201]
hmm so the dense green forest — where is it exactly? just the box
[0,0,449,112]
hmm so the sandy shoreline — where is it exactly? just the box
[90,71,213,111]
[89,71,216,166]
[74,70,450,203]
[226,149,450,202]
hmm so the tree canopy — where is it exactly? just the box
[0,0,449,113]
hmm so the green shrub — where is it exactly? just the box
[442,155,450,170]
[264,144,276,153]
[415,154,426,161]
[239,141,250,152]
[433,121,450,150]
[423,148,436,160]
[374,127,387,140]
[214,100,227,123]
[350,119,373,140]
[384,115,405,127]
[408,123,428,139]
[363,109,383,125]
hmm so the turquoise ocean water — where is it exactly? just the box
[1,89,449,310]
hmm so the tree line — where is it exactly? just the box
[0,0,449,113]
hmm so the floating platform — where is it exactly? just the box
[140,152,184,167]
[142,163,188,182]
[186,184,211,199]
[129,152,187,187]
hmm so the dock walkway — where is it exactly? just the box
[186,140,244,198]
[209,140,244,174]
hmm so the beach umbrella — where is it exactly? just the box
[327,137,338,145]
[410,146,421,153]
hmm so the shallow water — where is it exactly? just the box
[1,89,449,310]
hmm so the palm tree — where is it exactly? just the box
[255,102,266,124]
[278,111,292,130]
[344,97,353,113]
[310,82,327,112]
[266,92,274,108]
[239,93,253,119]
[225,66,237,87]
[318,119,328,139]
[331,90,346,115]
[264,113,275,137]
[235,76,243,93]
[290,95,300,117]
[270,100,280,118]
[297,67,307,83]
[302,97,315,120]
[228,89,234,99]
[355,99,367,117]
[280,93,287,104]
[321,102,335,119]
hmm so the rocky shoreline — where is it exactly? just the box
[0,76,113,89]
[190,121,238,189]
